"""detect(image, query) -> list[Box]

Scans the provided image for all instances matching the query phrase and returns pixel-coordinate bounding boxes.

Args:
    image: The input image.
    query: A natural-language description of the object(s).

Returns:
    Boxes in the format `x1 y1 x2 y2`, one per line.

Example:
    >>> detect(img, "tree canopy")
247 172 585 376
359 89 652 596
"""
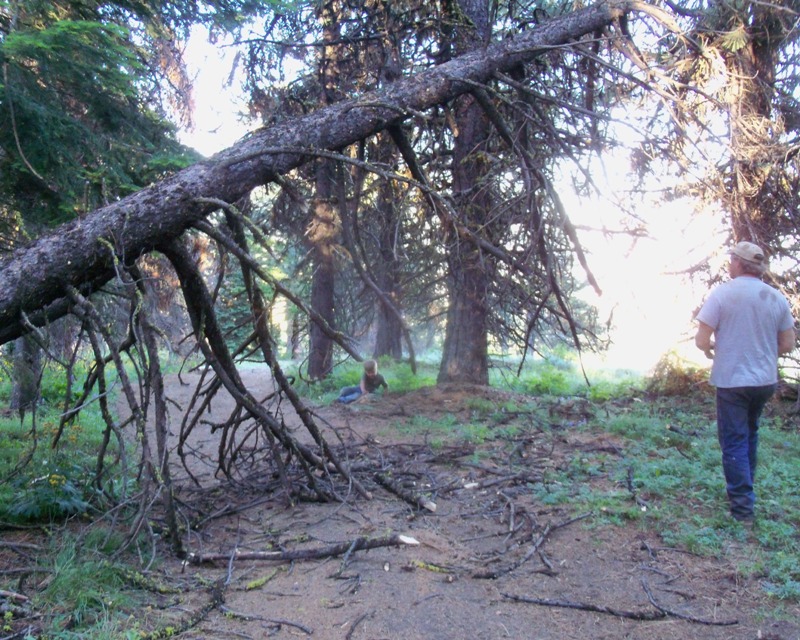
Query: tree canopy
0 0 632 345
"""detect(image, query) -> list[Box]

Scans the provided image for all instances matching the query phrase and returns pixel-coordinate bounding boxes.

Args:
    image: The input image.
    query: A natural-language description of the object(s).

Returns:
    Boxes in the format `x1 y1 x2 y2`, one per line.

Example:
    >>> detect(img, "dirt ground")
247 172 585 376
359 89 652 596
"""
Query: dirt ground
129 368 798 640
3 367 800 639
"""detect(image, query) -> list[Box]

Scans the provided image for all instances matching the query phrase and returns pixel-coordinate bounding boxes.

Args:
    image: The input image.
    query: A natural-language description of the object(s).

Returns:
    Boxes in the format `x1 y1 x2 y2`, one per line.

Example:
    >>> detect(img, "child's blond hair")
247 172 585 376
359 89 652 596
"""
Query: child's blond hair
363 359 378 374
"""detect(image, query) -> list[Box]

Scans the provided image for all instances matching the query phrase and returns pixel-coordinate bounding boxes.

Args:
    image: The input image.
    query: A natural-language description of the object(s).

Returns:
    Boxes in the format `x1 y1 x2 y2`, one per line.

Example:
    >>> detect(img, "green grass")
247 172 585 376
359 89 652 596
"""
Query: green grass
43 544 128 628
394 413 461 448
287 356 440 404
0 408 119 522
1 349 799 640
296 349 642 406
25 533 157 640
0 361 156 638
529 393 800 599
316 354 799 603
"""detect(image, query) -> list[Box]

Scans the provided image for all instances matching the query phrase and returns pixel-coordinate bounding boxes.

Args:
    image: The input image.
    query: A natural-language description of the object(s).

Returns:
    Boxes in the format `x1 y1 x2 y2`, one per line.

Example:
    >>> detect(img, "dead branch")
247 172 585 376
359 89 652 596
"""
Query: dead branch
219 607 313 635
0 540 41 552
218 203 294 494
501 592 667 621
345 611 372 640
501 565 740 626
160 237 334 499
626 466 649 509
0 588 29 603
193 210 362 362
137 577 226 640
339 179 418 373
473 512 591 579
175 365 224 485
473 523 551 580
0 2 636 346
503 578 740 627
641 578 738 626
374 472 437 512
209 202 372 500
477 472 542 489
186 532 420 565
66 286 143 435
470 81 602 298
133 267 184 556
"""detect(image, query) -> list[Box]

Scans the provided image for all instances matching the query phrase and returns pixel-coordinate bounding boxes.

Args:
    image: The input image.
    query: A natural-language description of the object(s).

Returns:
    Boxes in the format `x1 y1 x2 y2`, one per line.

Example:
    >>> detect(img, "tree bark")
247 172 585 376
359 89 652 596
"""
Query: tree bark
0 1 632 347
437 0 492 385
307 196 338 379
437 87 492 384
307 0 346 380
727 4 784 244
371 133 404 360
8 334 41 420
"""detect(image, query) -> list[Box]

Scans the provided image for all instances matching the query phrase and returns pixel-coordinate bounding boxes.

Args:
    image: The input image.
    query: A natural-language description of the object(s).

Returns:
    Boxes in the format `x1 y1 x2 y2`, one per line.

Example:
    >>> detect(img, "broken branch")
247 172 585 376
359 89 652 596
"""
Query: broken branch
186 533 419 565
374 472 437 512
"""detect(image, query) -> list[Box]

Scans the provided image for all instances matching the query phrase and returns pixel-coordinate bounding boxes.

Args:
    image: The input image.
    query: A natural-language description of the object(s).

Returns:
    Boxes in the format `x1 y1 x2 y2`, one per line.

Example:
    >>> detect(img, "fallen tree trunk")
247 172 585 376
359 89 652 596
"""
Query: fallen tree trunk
0 0 633 345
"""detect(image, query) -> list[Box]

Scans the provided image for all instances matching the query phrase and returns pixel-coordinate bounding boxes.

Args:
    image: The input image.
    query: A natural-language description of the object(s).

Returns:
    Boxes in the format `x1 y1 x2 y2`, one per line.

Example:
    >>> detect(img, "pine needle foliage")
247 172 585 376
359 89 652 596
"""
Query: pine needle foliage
0 4 199 229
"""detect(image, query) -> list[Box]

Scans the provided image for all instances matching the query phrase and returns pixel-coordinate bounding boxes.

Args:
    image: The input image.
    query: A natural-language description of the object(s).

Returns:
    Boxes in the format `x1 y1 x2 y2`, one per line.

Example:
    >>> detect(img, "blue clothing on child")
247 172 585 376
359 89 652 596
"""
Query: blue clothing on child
337 371 388 404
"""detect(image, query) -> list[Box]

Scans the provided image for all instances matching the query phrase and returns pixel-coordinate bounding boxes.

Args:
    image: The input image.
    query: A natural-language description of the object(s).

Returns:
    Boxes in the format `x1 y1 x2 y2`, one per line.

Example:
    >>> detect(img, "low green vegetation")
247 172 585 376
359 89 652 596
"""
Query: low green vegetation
290 355 439 403
313 353 800 602
0 363 114 523
38 539 140 634
0 352 798 637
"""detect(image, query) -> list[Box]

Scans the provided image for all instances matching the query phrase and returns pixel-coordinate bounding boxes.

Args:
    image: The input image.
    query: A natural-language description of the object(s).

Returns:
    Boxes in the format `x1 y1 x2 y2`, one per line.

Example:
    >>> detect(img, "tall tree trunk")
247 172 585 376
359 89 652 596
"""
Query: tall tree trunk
307 0 345 380
288 311 303 360
307 199 337 379
727 4 784 244
373 282 403 360
9 334 42 421
372 135 404 361
438 250 489 383
438 0 492 385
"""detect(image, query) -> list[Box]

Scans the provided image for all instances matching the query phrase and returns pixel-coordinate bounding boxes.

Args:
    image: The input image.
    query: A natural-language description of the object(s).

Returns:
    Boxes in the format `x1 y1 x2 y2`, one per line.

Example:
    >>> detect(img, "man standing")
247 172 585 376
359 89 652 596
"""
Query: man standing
695 241 795 527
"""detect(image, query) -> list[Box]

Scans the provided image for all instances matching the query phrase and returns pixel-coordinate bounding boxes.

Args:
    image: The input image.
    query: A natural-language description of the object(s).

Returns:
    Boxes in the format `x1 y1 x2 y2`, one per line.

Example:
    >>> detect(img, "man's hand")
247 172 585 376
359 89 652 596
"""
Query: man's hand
778 327 796 356
695 322 715 360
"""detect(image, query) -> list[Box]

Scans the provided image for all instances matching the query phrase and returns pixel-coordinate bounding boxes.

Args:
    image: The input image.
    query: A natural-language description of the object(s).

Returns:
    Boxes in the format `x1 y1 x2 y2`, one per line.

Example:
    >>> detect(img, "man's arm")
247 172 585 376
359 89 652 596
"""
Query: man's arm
695 322 715 360
778 327 796 355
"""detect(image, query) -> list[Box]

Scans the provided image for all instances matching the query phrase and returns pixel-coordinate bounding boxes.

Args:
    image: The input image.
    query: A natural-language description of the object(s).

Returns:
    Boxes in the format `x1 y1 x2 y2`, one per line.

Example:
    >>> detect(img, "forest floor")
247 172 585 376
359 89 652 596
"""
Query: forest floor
3 367 800 639
130 368 799 640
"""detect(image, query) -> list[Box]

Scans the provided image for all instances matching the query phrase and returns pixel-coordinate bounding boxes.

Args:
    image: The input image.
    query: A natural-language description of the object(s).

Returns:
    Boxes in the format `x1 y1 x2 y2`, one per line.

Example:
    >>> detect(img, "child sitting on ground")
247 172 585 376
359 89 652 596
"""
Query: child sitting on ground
337 360 388 404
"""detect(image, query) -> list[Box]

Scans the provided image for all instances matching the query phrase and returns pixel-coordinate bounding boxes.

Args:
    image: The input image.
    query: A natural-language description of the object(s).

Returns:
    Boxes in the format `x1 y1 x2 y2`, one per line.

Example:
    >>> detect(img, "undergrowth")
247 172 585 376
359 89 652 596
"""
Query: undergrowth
0 351 798 638
528 387 800 602
312 353 800 603
0 419 117 523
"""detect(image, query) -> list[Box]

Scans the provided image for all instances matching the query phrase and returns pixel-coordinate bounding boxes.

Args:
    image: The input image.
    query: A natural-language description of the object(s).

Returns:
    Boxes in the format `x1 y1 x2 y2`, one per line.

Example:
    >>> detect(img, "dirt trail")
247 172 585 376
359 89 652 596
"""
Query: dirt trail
138 369 799 640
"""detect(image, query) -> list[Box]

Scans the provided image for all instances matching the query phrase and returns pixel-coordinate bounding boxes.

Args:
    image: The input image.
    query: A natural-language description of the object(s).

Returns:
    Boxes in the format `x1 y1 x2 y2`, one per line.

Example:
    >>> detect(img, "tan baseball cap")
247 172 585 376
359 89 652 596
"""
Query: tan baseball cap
729 241 765 264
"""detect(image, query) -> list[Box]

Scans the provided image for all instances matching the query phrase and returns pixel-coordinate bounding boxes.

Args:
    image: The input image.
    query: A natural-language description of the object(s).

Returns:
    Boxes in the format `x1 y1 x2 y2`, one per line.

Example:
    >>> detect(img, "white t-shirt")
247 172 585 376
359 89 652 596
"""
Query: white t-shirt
696 276 794 388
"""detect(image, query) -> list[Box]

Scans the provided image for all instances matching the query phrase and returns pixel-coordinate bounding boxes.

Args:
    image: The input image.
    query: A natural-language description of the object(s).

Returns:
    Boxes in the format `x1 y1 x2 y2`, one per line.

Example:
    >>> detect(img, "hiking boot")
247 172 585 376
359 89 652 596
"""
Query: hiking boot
732 516 757 543
734 516 755 531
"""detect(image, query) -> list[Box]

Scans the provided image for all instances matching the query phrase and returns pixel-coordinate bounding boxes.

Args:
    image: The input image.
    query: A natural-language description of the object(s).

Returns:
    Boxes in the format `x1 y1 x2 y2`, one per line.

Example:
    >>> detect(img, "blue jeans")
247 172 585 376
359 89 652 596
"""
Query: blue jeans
338 386 362 404
716 385 776 520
